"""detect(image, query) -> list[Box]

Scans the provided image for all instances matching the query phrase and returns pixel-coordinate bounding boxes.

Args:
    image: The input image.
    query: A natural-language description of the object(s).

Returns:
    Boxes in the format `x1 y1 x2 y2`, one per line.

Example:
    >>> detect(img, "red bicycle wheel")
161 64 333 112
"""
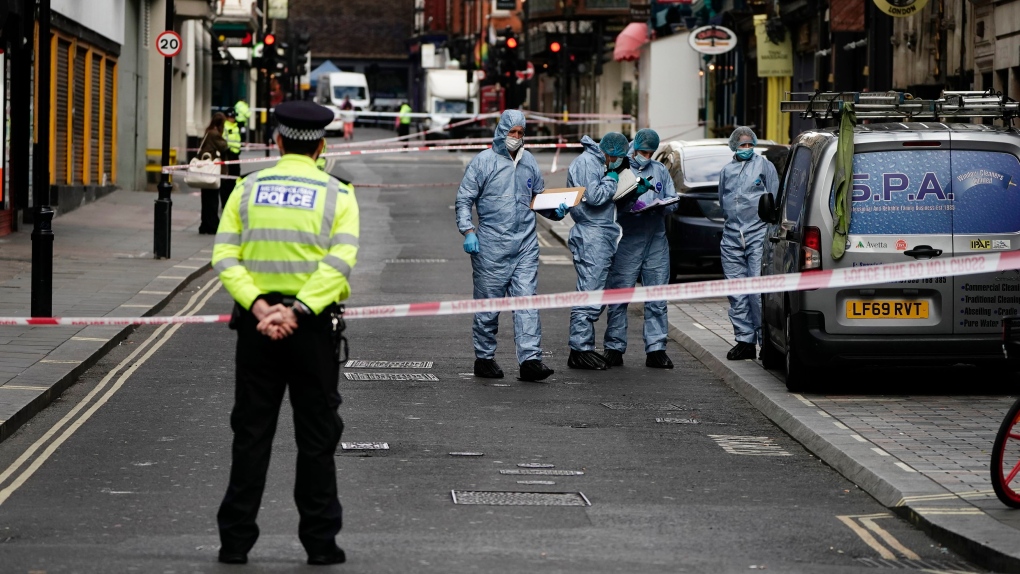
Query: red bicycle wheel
991 398 1020 508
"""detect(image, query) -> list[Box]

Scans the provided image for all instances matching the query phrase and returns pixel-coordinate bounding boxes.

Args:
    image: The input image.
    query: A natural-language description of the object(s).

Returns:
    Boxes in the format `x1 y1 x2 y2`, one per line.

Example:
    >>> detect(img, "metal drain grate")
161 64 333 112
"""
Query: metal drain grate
341 442 390 450
345 360 434 369
602 402 683 410
344 373 439 381
451 490 590 506
499 469 584 476
656 418 699 424
855 558 977 571
384 258 448 264
709 435 792 456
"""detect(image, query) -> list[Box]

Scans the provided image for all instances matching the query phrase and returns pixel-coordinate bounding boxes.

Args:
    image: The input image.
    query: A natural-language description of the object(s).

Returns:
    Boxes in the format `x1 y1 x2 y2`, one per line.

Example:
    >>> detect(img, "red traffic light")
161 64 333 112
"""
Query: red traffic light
241 32 253 46
549 41 561 53
506 37 518 49
264 33 276 46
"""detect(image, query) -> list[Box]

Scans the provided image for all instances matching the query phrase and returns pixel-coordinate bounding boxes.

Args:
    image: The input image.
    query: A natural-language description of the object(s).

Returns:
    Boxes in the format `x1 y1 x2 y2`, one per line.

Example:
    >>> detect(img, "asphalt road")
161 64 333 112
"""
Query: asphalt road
0 131 985 573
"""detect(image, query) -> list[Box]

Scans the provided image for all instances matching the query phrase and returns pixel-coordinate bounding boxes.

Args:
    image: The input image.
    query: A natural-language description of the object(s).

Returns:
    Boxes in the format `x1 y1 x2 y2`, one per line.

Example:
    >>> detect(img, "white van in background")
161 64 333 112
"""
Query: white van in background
315 72 371 131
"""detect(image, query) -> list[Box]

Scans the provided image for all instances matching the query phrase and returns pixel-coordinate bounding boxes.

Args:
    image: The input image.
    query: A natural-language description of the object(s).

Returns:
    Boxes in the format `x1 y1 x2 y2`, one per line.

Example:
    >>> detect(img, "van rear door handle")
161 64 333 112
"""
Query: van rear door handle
903 245 943 259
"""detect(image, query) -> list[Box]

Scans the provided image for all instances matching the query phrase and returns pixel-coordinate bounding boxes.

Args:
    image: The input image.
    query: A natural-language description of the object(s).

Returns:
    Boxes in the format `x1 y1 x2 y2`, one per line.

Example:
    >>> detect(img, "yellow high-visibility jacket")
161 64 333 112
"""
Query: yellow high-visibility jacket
224 120 242 154
212 154 359 313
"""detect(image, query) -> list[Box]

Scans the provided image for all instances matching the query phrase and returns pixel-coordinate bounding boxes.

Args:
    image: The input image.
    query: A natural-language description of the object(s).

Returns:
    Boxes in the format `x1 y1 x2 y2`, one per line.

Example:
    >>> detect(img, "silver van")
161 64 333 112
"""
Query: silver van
758 115 1020 391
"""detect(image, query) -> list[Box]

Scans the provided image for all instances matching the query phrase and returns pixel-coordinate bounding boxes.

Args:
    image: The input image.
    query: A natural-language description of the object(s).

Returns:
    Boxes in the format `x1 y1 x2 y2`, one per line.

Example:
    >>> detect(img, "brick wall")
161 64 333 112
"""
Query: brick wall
288 0 416 60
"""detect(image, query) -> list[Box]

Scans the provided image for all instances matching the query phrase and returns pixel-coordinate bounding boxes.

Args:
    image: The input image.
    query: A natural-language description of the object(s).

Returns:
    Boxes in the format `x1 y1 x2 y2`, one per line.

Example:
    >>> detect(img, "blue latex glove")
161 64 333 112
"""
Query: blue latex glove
463 233 479 254
605 171 619 182
554 202 570 220
636 177 652 194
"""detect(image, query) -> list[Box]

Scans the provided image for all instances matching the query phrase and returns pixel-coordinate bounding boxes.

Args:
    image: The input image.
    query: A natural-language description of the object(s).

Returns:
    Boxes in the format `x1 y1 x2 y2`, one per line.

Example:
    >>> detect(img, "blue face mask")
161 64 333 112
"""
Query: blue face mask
735 148 755 161
632 154 651 168
607 158 623 170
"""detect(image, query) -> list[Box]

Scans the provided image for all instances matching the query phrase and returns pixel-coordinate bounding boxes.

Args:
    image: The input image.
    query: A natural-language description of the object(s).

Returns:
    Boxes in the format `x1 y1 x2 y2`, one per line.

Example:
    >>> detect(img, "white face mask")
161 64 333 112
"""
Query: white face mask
505 137 523 152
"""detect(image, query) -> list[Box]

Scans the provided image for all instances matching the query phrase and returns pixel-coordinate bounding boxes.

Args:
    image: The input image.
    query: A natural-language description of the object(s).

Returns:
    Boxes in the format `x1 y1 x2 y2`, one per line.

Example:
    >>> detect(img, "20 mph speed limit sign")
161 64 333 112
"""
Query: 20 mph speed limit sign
155 30 182 58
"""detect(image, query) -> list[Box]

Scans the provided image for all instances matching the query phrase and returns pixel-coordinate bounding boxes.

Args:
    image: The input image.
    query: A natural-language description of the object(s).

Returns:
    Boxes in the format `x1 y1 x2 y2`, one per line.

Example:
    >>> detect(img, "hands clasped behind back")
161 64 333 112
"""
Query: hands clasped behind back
251 299 299 340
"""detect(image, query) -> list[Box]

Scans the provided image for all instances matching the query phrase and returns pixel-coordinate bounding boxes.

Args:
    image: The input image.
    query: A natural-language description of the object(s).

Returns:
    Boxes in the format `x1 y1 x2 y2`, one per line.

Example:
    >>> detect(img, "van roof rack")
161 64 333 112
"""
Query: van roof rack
781 90 1019 122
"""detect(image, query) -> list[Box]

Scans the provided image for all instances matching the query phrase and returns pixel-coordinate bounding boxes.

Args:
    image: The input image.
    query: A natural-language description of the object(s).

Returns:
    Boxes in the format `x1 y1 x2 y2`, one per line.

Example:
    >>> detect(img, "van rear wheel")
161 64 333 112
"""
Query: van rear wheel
784 311 812 392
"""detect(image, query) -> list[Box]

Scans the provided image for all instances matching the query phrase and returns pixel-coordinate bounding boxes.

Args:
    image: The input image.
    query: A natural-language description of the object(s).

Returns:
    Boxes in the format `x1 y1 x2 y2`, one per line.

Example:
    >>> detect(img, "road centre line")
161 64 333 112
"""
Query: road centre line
0 279 221 507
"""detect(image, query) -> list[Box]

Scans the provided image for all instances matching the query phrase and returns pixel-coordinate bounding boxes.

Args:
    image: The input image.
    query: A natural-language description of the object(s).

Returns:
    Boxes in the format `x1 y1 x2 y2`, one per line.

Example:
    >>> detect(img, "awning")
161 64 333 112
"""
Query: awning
613 22 649 62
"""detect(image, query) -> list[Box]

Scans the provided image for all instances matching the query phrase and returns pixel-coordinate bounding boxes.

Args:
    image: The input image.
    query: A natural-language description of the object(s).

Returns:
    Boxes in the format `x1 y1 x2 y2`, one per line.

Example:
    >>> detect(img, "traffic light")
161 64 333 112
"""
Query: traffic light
264 33 276 47
294 31 311 76
498 27 520 87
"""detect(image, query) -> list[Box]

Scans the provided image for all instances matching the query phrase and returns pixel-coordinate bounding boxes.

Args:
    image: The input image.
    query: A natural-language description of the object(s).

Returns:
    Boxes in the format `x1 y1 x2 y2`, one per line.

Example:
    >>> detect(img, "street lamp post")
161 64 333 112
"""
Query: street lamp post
154 0 175 259
31 0 53 317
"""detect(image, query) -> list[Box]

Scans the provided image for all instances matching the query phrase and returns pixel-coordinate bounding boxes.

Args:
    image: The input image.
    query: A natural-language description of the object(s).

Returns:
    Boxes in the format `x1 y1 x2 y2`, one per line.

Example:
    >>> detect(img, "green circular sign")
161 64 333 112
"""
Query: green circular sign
873 0 930 17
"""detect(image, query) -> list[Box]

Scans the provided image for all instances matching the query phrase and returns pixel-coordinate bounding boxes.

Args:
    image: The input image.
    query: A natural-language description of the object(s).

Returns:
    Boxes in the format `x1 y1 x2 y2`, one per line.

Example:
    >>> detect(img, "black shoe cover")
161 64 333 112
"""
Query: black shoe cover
568 350 610 370
519 359 554 382
645 350 674 369
474 358 504 378
603 348 624 367
726 342 756 361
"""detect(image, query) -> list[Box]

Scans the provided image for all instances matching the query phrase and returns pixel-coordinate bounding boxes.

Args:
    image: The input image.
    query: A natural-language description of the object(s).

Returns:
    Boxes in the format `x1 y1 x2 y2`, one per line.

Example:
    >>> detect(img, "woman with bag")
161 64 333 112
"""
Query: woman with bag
197 113 230 234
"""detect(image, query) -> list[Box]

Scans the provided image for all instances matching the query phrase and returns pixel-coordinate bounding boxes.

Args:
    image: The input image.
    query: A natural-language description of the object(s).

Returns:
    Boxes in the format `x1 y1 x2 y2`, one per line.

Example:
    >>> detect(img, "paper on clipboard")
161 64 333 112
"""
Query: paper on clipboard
530 187 584 211
630 196 680 214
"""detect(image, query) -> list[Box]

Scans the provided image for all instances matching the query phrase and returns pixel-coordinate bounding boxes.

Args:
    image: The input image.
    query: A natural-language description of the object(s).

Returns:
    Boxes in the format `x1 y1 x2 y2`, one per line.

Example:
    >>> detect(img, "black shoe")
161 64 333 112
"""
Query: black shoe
218 551 248 565
603 349 624 367
726 342 757 361
567 350 609 370
474 358 504 378
645 350 674 369
307 547 346 565
519 359 554 382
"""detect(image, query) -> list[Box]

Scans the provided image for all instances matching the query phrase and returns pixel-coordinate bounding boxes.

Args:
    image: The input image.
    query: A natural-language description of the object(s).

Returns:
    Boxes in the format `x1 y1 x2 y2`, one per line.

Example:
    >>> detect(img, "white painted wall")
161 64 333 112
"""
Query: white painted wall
54 0 126 44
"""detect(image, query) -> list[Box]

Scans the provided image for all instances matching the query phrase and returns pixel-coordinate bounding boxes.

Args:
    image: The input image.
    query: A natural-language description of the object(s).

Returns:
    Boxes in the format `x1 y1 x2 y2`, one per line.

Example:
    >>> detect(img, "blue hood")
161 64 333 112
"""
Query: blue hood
492 110 526 158
580 135 603 159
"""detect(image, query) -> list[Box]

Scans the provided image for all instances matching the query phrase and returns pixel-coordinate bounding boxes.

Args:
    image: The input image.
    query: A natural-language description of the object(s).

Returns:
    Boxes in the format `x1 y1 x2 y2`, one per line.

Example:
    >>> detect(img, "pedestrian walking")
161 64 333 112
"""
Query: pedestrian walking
718 126 779 360
211 100 359 566
455 109 557 382
397 101 412 142
197 112 230 234
562 132 630 370
221 110 243 208
603 128 680 369
340 95 355 141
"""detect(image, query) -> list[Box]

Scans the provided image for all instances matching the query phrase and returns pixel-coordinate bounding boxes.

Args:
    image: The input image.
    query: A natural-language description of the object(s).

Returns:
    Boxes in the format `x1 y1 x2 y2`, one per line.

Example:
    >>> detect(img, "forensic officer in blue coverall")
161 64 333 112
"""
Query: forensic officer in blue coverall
455 110 558 382
718 126 779 360
563 132 630 370
602 128 679 369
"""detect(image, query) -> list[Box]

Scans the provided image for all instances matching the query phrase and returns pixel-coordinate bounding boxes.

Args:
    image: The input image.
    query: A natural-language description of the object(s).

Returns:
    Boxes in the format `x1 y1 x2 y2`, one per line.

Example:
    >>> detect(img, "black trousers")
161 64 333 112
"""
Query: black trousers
217 302 344 555
220 152 241 209
199 188 221 234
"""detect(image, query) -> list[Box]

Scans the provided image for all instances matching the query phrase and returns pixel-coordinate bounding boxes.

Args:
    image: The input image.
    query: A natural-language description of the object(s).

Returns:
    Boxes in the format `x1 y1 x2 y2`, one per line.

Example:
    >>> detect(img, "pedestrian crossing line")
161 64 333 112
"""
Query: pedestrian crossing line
0 278 222 507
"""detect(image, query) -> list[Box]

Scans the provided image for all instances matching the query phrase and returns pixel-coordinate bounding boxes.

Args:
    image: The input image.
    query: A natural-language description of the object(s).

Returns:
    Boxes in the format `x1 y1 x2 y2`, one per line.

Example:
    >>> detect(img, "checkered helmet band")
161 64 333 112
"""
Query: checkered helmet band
278 123 325 141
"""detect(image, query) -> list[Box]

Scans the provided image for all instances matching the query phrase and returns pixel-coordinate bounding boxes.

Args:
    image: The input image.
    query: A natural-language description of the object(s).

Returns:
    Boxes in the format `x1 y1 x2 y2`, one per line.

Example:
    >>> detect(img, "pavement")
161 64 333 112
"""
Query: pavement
0 189 215 442
541 216 1020 572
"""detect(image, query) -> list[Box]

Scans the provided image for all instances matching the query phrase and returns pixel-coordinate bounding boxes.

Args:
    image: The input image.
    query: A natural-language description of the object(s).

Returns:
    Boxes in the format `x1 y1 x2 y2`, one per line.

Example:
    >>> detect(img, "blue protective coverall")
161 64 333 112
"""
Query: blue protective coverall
603 156 679 354
566 136 622 351
718 153 779 345
455 110 547 363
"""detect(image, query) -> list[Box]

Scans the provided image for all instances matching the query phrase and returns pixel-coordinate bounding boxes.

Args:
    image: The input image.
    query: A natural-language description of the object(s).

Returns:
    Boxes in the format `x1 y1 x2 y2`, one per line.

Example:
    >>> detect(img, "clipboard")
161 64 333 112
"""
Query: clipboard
631 196 679 214
530 187 585 211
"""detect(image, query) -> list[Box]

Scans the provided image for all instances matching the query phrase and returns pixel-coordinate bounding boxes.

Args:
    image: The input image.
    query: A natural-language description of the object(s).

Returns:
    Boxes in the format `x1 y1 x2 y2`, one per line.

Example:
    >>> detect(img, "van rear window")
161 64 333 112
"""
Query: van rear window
951 151 1020 234
833 150 952 235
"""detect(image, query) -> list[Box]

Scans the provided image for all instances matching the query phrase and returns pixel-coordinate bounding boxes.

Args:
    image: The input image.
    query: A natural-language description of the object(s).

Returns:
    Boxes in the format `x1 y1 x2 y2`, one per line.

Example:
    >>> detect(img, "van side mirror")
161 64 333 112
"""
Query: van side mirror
758 193 778 224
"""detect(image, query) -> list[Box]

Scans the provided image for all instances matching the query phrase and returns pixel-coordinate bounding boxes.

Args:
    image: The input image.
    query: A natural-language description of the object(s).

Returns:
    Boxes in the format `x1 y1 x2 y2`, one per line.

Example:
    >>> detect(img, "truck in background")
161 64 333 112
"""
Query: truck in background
421 68 485 140
637 31 703 142
315 72 371 131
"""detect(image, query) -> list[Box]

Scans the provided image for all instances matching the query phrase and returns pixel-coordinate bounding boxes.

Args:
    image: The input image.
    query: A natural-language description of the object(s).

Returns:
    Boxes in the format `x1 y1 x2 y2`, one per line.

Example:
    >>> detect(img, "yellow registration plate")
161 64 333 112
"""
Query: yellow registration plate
845 300 929 319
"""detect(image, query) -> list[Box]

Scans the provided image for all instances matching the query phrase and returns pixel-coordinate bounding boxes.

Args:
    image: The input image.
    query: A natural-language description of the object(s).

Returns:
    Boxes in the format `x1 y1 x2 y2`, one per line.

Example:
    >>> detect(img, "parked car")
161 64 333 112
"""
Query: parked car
757 122 1020 391
654 138 783 279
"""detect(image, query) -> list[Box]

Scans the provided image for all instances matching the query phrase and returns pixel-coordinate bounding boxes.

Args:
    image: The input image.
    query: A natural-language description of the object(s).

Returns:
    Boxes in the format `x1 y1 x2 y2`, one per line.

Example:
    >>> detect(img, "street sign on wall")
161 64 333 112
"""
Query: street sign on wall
687 25 737 55
753 15 792 77
873 0 929 17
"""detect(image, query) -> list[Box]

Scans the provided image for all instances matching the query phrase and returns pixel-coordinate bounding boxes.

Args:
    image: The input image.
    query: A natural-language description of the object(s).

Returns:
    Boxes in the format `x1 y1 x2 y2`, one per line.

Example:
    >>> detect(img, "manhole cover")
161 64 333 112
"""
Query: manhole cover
517 480 556 485
855 558 977 572
499 469 583 476
518 463 555 468
344 373 439 381
602 402 682 410
451 491 590 506
656 418 699 424
345 361 434 369
384 258 448 263
449 452 484 457
341 442 390 450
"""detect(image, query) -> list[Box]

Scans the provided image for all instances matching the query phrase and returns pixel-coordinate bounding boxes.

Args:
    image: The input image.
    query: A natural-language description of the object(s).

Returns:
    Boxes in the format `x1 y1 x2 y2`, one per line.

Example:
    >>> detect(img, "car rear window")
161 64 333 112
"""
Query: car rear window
681 148 763 185
832 150 952 235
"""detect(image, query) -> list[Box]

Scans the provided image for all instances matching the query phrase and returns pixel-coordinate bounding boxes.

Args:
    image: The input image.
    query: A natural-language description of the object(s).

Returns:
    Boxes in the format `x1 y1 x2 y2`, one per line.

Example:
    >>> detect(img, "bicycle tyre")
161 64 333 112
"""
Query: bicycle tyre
991 398 1020 508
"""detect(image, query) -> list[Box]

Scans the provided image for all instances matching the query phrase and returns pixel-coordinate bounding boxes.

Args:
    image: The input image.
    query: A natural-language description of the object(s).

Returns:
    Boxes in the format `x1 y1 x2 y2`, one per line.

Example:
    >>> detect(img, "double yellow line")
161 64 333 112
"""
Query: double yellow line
0 279 222 507
837 513 920 561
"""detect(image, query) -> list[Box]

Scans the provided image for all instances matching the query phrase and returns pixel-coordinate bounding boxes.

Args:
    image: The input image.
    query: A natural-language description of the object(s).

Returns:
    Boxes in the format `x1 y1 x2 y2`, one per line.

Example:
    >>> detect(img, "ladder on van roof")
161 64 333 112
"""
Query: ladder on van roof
780 90 1020 122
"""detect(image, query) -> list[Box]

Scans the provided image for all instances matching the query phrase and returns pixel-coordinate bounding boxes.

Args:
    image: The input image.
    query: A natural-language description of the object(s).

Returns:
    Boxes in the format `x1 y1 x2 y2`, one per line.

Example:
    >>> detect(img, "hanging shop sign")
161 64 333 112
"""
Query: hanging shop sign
687 25 737 55
872 0 929 17
753 15 793 77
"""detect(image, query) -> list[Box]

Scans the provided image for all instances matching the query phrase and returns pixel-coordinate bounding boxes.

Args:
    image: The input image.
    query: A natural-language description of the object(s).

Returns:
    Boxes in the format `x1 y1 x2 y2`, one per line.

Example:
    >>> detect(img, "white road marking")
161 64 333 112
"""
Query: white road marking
871 447 891 457
833 421 849 430
71 337 108 342
708 435 792 456
816 410 831 418
39 359 81 364
0 279 222 507
791 394 814 407
139 290 171 295
851 434 868 443
895 462 917 473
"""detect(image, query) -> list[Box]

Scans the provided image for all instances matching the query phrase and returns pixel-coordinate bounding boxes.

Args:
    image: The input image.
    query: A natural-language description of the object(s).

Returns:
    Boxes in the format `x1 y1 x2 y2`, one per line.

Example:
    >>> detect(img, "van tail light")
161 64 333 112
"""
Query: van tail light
801 226 822 271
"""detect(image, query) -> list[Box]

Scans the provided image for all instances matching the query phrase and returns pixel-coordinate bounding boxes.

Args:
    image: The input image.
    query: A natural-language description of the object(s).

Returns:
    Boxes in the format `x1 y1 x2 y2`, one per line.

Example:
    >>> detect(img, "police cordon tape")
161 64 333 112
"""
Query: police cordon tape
4 251 1018 326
